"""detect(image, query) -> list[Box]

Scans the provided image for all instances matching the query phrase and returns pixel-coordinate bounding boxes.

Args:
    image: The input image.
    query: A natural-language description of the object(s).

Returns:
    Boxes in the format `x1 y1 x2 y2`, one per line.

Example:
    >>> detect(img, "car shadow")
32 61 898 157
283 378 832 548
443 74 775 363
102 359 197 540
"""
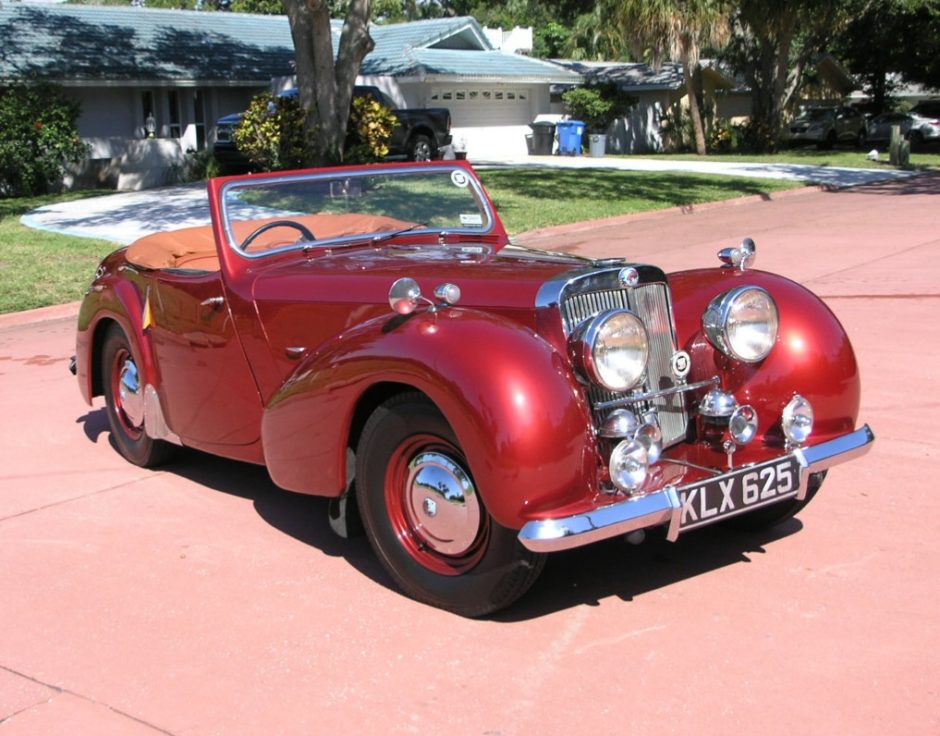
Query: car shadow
80 409 805 619
493 520 801 622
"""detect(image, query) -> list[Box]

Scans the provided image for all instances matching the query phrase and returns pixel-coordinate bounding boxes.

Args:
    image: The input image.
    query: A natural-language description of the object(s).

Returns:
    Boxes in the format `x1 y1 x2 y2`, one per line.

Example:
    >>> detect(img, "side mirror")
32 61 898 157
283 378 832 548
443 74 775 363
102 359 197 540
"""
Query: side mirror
388 277 422 315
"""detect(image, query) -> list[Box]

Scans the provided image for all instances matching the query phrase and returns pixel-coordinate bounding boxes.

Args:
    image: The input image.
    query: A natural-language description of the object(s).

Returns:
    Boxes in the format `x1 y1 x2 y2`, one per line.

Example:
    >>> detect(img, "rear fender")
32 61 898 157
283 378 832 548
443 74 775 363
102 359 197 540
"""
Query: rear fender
76 274 157 404
261 308 598 529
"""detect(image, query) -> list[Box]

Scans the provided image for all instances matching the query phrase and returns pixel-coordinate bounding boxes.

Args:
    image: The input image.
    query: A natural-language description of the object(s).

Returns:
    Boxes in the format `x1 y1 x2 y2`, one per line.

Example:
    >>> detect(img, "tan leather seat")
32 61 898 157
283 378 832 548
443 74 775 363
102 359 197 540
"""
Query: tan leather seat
124 213 417 272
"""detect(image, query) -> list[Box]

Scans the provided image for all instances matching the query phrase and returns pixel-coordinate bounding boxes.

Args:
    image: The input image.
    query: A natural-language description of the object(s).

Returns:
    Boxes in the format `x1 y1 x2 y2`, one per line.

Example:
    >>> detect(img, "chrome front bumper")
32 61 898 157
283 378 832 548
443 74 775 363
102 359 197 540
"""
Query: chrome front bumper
517 424 875 553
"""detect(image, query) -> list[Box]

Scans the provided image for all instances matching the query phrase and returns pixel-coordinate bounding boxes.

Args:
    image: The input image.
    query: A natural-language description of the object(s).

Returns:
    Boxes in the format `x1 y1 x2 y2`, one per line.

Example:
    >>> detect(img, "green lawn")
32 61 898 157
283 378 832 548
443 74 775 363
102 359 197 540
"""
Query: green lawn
627 148 940 171
0 192 118 314
0 170 799 314
478 169 800 234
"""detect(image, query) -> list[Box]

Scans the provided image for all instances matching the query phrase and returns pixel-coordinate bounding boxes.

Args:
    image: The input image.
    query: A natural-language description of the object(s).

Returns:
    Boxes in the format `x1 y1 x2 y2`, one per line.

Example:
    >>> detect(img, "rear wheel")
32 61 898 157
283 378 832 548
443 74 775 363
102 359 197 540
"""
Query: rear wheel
408 134 434 162
101 324 175 468
356 393 545 617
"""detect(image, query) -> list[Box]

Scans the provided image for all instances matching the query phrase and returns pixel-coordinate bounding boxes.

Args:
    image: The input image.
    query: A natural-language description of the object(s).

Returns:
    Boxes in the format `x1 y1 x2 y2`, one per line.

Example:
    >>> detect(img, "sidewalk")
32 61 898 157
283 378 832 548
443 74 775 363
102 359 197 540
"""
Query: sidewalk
20 157 916 245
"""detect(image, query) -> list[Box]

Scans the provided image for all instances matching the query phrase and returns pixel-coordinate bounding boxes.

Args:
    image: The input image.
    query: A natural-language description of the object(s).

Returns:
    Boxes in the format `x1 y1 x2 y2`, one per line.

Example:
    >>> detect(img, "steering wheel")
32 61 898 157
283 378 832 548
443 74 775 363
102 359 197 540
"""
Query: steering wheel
240 220 316 250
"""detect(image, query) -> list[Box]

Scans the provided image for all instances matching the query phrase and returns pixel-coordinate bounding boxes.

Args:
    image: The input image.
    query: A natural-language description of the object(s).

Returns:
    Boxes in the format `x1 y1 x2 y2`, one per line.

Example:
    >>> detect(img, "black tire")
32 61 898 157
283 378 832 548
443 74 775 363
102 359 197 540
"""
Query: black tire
101 324 175 468
729 471 826 532
355 392 545 617
408 134 434 162
909 130 924 151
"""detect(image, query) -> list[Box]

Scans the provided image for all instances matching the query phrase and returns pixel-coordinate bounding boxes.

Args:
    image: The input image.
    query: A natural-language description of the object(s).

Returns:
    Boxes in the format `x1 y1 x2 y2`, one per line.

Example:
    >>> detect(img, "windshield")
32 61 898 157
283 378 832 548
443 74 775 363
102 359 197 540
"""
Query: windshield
220 165 495 257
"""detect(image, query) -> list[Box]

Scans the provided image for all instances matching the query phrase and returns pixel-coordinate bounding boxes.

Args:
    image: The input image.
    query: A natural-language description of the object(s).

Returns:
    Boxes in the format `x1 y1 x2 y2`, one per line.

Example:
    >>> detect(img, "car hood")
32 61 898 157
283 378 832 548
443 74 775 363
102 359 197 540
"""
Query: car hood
217 112 244 126
250 242 600 313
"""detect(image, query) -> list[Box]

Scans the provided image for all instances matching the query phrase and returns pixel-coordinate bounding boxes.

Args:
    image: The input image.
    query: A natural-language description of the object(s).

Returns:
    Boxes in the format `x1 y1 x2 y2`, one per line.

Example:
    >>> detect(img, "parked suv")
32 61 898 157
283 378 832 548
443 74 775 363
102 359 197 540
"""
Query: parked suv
784 106 867 148
213 87 451 172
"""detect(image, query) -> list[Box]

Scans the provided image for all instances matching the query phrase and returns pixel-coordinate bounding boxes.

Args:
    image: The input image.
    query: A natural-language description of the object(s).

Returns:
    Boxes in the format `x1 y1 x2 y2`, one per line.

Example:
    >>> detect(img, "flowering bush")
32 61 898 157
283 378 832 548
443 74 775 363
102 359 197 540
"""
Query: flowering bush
0 83 88 198
344 96 399 164
233 93 316 172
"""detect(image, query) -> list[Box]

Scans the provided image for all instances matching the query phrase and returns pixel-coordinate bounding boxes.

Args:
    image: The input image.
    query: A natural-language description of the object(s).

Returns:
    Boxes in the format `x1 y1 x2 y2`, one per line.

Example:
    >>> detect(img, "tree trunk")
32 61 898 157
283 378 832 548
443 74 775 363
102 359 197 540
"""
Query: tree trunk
284 0 373 165
682 54 707 156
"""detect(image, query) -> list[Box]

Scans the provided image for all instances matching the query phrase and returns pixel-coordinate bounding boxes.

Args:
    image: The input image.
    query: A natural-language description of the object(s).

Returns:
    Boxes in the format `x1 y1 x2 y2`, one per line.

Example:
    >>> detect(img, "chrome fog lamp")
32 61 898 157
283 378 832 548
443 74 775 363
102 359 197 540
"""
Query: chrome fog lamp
703 286 778 363
599 408 639 438
609 439 649 492
699 388 737 419
572 309 649 392
782 394 814 445
729 404 759 445
634 421 663 464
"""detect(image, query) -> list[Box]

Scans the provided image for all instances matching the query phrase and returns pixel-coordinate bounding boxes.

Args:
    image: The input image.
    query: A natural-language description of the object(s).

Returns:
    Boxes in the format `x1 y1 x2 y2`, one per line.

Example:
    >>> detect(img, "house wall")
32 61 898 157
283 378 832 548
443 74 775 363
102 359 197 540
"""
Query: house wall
64 83 262 190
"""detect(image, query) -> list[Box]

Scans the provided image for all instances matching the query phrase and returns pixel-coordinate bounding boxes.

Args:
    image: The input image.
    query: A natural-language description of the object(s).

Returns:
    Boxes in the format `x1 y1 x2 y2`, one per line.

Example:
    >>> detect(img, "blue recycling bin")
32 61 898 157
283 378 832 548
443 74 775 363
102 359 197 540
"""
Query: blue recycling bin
556 120 585 155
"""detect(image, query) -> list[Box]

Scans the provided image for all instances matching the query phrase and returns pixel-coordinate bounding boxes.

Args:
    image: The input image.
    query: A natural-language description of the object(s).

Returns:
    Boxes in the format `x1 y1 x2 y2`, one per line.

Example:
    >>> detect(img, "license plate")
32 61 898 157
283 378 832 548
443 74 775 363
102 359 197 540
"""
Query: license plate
678 456 800 532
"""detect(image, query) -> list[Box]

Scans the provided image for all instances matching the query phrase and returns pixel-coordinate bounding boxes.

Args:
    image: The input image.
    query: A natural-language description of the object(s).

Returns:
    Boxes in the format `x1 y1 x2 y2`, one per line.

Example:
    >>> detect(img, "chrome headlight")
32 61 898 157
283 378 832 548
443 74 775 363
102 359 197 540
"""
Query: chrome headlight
572 309 649 392
703 286 778 362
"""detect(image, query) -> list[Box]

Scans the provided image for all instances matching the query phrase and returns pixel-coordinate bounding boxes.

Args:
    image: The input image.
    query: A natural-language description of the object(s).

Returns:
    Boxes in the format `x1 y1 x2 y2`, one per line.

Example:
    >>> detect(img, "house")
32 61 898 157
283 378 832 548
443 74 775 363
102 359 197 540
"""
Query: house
0 3 578 189
550 56 857 154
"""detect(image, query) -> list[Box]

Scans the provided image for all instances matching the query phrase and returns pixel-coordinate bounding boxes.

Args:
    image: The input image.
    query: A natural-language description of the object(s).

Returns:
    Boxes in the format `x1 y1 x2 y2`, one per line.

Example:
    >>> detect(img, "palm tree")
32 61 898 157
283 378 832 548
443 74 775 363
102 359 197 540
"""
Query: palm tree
605 0 729 155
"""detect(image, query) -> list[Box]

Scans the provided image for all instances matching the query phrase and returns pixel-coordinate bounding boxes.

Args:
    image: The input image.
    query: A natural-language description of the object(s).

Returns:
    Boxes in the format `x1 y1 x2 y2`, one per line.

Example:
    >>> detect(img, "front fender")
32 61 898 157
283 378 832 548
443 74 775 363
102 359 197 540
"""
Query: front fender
669 268 861 441
261 308 598 529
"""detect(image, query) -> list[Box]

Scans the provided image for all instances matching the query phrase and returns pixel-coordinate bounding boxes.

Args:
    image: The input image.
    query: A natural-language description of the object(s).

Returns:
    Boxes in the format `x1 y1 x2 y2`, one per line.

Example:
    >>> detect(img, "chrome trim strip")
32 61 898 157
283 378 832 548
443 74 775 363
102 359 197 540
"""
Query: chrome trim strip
517 424 875 552
595 377 719 410
535 264 668 310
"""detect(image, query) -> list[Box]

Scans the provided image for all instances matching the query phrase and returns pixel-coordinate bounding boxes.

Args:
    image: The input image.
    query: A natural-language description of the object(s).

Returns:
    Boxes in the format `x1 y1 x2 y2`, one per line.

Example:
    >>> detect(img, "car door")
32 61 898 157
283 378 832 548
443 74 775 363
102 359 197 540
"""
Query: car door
146 271 263 448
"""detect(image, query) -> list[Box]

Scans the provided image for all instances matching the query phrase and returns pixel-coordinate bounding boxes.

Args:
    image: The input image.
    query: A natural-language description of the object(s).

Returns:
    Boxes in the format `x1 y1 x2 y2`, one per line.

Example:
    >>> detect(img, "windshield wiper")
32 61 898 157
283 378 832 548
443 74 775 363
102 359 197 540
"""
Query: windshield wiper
370 222 428 244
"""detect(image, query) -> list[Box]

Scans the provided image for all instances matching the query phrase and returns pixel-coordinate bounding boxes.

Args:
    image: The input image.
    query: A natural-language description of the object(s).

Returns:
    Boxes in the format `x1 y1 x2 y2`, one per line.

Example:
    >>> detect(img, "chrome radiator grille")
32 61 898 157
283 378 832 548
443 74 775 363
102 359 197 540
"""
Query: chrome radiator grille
560 282 689 446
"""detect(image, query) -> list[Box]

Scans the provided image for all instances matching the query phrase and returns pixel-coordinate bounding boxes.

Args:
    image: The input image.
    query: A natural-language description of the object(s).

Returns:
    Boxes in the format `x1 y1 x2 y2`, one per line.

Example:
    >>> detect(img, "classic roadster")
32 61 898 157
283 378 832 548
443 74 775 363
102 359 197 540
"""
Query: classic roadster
73 161 873 616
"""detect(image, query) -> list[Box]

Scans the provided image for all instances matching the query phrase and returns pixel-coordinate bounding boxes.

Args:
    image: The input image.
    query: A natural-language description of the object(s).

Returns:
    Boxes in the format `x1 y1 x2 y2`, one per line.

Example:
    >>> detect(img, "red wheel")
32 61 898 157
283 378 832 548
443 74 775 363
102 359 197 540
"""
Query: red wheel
356 393 544 616
383 434 490 576
101 324 174 468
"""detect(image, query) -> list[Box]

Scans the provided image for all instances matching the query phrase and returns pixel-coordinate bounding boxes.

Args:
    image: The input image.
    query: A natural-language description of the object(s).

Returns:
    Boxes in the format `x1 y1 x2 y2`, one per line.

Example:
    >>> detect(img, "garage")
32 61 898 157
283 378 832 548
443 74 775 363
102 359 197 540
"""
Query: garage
427 84 541 160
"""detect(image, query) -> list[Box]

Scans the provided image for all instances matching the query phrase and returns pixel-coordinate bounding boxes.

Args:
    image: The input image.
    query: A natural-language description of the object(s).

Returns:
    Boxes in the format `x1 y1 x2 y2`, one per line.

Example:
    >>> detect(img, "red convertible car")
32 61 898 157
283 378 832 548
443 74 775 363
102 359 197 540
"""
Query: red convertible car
73 161 874 616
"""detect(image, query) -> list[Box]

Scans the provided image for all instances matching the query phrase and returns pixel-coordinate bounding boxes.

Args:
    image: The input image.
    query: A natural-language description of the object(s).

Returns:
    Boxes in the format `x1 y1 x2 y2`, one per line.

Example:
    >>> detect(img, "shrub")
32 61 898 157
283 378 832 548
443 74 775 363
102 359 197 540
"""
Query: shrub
561 83 635 132
0 82 88 198
734 118 777 153
233 92 316 172
344 96 398 164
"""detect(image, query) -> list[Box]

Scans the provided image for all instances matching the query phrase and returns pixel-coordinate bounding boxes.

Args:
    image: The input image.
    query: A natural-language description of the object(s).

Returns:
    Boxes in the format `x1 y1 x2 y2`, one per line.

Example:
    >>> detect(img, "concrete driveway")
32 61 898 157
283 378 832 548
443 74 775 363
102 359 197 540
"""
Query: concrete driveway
20 157 916 245
1 174 938 735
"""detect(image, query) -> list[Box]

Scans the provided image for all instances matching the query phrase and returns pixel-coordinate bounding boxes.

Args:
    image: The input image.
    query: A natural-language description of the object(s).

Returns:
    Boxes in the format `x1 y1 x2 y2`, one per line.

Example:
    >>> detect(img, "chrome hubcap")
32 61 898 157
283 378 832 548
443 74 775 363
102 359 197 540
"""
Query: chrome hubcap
118 358 145 428
405 451 480 556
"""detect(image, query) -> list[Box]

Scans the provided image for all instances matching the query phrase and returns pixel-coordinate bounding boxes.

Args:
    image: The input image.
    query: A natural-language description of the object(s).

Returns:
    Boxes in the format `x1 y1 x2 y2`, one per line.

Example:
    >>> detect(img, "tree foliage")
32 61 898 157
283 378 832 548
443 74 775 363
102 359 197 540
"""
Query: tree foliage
0 83 88 198
835 0 940 115
604 0 730 155
722 0 856 150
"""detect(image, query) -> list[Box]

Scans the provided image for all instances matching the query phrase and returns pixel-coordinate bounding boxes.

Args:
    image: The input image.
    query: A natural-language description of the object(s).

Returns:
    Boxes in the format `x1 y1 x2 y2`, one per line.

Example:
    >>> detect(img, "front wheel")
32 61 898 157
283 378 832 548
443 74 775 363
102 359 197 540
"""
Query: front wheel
355 393 545 617
101 324 175 468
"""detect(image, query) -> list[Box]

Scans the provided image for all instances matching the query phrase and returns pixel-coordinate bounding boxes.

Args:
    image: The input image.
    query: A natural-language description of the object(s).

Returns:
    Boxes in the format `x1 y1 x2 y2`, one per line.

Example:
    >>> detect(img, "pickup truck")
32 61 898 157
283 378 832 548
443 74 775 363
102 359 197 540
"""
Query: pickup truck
213 86 452 171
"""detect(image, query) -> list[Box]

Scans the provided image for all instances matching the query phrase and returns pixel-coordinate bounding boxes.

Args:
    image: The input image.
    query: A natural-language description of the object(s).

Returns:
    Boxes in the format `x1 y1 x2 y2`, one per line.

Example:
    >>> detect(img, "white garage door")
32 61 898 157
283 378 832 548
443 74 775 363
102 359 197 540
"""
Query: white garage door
429 86 532 127
429 86 535 160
